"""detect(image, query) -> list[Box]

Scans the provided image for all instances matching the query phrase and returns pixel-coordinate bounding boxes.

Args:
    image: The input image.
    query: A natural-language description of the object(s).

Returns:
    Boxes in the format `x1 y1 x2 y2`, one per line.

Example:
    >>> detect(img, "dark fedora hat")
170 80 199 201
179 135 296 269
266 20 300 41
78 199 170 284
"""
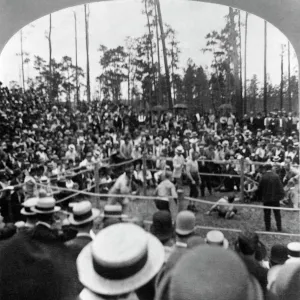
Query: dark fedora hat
150 211 173 243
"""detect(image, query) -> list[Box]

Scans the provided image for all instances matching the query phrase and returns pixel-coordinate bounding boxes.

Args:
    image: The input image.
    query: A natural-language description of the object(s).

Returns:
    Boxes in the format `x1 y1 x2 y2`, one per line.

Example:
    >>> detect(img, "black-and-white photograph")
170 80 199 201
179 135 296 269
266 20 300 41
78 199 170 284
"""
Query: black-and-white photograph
0 0 299 299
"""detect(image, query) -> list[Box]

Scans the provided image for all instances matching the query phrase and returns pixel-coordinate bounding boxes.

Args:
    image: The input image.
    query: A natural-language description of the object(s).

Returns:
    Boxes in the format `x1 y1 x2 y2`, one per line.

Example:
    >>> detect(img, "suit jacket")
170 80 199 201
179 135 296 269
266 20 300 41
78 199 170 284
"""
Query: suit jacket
256 171 285 204
65 234 92 258
0 224 78 300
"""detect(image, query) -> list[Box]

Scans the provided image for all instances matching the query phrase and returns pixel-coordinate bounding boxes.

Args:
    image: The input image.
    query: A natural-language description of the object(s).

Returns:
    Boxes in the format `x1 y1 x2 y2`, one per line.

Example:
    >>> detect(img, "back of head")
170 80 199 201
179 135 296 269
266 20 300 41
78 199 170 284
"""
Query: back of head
0 231 78 300
175 211 195 236
155 245 263 300
270 262 300 300
236 230 259 256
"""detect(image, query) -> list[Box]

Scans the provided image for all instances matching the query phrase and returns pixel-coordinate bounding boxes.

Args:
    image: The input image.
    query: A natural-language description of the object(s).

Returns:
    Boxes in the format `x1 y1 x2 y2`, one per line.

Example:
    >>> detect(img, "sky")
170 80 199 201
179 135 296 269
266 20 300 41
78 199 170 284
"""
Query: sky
0 0 298 98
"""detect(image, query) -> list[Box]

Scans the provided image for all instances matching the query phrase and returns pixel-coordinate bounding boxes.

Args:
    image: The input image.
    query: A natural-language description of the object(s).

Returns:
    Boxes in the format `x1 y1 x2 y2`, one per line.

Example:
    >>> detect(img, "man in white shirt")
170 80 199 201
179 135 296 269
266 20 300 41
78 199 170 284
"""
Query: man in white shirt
108 164 136 214
172 146 185 188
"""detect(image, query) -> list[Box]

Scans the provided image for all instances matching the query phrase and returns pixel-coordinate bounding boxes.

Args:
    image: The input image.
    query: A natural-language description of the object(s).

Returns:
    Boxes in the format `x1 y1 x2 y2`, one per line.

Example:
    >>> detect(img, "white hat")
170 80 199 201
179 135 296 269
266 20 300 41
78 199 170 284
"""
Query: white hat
163 138 169 144
40 176 49 184
77 223 165 296
21 197 38 216
286 242 300 264
31 191 60 214
205 230 229 249
69 201 100 225
175 146 184 154
100 205 127 219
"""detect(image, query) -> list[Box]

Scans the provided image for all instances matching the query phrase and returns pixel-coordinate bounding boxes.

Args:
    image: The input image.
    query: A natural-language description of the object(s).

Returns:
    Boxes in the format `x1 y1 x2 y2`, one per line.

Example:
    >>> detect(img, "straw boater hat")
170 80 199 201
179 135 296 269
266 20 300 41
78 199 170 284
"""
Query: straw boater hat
21 197 38 216
175 146 184 154
69 201 100 226
286 242 300 264
77 223 165 296
205 230 229 249
100 205 127 219
31 190 60 214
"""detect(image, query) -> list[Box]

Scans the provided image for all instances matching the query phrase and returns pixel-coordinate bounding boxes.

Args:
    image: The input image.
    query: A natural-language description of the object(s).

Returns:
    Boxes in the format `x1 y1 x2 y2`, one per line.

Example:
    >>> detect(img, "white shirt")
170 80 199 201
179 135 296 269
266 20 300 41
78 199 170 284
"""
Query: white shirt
36 221 51 229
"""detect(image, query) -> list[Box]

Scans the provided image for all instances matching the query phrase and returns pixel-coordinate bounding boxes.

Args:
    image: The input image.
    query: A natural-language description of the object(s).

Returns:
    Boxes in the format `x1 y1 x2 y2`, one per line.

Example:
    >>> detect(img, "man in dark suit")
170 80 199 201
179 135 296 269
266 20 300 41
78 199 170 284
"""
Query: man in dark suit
0 192 78 300
253 112 265 131
65 201 100 258
256 164 285 232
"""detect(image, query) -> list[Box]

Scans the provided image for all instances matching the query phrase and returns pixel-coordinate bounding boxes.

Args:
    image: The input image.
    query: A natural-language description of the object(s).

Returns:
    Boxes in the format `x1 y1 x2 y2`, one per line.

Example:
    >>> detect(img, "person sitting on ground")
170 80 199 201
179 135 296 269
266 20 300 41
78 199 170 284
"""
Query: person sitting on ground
205 194 237 219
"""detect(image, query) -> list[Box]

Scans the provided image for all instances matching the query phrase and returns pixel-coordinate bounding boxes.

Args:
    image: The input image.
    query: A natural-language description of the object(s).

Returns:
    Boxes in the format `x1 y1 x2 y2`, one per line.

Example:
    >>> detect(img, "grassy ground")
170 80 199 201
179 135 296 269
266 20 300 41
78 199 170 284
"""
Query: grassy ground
88 187 300 255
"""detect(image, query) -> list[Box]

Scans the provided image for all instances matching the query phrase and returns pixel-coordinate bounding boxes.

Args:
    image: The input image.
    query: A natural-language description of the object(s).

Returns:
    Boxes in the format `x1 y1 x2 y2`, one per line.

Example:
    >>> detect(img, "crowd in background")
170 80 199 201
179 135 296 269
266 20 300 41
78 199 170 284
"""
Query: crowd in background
0 84 300 299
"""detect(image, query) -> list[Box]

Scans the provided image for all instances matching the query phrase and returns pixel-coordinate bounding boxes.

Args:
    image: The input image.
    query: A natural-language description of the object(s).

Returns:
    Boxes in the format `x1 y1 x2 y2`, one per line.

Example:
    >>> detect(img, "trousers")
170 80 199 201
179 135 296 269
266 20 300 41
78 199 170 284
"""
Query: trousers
263 202 281 231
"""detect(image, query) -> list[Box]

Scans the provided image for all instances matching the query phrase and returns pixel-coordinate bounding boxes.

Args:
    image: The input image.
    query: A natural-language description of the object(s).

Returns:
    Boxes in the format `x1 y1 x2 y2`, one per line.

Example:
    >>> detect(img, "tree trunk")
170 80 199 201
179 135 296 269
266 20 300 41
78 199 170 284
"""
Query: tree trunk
244 12 248 114
280 44 284 110
84 4 91 103
288 41 292 112
154 3 163 105
238 11 243 114
156 0 173 110
74 12 79 107
49 14 52 101
144 0 156 98
128 53 131 102
20 30 25 91
263 20 267 115
228 7 241 117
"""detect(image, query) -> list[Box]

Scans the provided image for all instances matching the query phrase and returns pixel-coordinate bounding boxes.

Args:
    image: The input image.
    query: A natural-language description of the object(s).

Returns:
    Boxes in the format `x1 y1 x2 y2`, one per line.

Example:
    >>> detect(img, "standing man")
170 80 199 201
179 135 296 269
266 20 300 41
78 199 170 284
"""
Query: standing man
172 146 185 188
256 164 285 232
66 201 99 257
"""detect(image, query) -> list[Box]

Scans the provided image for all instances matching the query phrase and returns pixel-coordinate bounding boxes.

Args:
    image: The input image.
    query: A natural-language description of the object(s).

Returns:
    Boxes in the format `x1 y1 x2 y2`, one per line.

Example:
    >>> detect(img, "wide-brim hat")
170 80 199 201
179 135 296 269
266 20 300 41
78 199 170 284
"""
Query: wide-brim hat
100 205 127 219
21 197 39 216
69 205 100 226
77 223 165 296
31 196 61 214
175 146 184 154
205 230 229 249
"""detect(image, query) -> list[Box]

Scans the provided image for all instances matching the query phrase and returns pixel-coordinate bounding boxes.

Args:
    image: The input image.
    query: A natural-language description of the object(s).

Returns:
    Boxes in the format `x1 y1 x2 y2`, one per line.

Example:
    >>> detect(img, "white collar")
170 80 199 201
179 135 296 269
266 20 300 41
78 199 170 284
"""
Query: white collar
89 229 96 240
36 221 52 229
25 222 35 228
175 241 187 248
77 232 92 239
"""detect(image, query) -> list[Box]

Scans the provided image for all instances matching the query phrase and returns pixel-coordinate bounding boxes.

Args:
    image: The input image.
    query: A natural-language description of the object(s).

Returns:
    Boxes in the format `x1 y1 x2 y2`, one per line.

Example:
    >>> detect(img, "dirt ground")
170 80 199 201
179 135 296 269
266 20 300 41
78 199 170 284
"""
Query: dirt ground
86 186 300 254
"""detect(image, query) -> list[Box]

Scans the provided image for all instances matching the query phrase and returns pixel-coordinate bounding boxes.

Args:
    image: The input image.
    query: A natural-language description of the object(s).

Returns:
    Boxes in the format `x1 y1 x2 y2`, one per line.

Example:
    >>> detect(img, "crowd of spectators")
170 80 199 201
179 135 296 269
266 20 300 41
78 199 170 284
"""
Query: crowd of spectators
0 84 299 222
0 84 299 299
0 194 299 300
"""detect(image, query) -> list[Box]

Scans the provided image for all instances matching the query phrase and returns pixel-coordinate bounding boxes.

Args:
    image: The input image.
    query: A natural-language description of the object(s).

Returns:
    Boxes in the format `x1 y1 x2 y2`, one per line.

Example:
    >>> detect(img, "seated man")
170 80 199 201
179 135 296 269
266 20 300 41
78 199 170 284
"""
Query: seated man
205 195 237 219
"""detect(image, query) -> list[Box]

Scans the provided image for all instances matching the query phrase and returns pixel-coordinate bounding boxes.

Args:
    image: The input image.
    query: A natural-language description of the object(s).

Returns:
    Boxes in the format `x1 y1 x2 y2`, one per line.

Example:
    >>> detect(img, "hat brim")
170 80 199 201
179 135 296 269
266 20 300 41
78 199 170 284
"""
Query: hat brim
205 238 229 249
77 233 165 296
175 228 194 236
100 213 128 219
79 289 107 300
69 209 100 225
20 208 36 216
31 206 61 214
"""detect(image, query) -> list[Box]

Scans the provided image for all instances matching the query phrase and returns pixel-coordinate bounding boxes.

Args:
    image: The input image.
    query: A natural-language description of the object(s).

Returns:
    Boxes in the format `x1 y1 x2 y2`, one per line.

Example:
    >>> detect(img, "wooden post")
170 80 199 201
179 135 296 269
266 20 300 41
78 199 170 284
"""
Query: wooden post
142 153 147 196
240 158 245 202
142 152 148 217
177 189 184 213
94 162 100 209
